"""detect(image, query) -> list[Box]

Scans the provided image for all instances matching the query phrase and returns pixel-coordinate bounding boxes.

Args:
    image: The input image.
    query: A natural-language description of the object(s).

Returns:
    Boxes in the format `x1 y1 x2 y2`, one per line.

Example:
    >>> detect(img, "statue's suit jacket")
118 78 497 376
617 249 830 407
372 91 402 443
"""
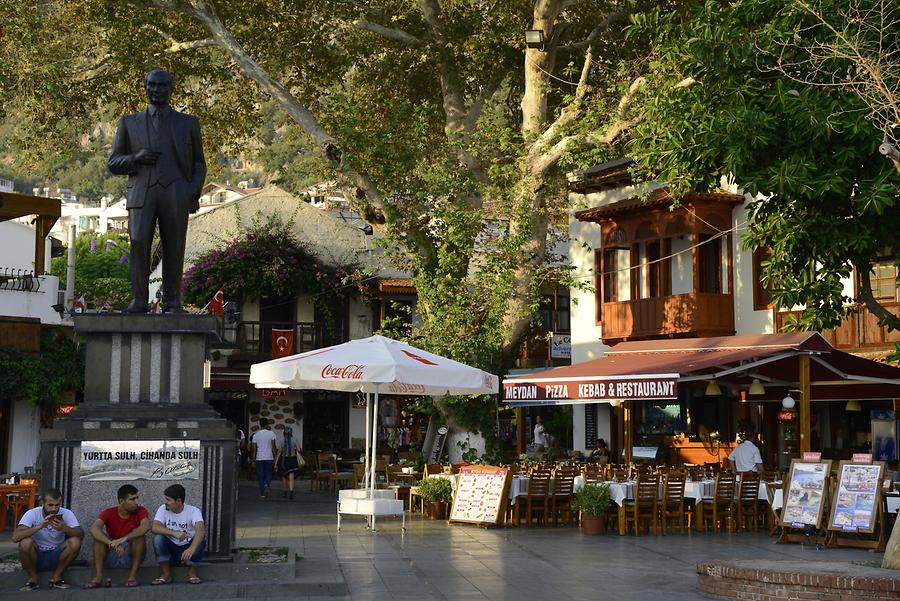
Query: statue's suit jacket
107 107 206 213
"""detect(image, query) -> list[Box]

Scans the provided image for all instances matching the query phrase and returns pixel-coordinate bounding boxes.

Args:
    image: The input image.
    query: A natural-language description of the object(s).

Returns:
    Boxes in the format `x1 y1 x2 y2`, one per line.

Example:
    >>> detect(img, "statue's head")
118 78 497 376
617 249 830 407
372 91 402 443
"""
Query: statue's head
144 69 174 107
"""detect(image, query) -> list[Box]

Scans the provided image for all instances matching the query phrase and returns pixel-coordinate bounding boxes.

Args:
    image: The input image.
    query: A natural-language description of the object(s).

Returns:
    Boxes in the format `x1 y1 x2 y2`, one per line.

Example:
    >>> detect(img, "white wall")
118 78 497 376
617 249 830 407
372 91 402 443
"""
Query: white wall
8 400 40 473
0 221 51 273
732 201 775 334
0 275 63 324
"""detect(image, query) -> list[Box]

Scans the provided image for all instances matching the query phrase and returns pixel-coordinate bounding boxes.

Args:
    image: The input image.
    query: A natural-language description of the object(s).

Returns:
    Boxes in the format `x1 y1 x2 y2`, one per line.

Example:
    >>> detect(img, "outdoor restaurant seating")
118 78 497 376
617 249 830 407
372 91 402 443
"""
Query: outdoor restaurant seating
328 456 355 491
550 469 576 526
311 453 332 491
736 472 761 531
516 471 551 526
764 481 783 536
696 473 736 533
623 473 660 535
659 471 687 534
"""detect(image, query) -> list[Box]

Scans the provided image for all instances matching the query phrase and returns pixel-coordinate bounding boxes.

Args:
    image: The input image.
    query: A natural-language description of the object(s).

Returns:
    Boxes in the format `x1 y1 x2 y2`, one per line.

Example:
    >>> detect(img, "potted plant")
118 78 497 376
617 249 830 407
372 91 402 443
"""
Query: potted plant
572 483 611 535
417 477 453 520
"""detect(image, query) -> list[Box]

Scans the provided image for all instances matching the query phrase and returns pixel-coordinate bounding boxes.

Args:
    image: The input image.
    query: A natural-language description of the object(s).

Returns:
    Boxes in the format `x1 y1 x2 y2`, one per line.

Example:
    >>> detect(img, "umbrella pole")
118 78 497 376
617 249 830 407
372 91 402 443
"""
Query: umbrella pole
371 391 379 496
364 391 371 492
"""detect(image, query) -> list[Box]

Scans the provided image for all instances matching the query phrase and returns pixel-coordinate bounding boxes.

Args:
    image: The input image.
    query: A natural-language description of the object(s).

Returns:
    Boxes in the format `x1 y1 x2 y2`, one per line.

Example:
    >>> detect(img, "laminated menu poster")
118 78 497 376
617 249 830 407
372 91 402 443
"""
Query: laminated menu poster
828 461 884 533
449 465 511 525
780 459 832 529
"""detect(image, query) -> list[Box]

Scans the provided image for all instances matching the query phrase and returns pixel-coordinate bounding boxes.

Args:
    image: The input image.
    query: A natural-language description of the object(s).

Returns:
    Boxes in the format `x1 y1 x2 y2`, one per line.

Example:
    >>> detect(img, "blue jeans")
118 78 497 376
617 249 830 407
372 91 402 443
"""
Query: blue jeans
152 534 204 566
256 459 274 495
105 541 146 568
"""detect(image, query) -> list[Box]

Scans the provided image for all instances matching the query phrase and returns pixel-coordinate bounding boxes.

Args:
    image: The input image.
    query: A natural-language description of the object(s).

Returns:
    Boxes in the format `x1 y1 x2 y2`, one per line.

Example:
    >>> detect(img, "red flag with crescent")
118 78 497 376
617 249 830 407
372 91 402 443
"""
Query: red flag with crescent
207 289 225 317
271 328 294 359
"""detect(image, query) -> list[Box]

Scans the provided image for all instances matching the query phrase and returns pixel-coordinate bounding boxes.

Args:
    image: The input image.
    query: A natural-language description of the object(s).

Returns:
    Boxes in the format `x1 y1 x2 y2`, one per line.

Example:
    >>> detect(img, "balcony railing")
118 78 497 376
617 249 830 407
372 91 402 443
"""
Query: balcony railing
220 321 333 358
601 292 735 342
0 268 42 293
776 305 900 351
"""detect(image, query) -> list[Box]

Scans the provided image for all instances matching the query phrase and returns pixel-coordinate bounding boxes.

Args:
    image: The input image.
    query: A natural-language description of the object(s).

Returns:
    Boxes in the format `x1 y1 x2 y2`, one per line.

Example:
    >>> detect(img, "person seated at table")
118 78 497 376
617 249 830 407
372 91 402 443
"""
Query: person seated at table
84 484 150 589
727 433 764 473
589 438 610 463
13 488 84 591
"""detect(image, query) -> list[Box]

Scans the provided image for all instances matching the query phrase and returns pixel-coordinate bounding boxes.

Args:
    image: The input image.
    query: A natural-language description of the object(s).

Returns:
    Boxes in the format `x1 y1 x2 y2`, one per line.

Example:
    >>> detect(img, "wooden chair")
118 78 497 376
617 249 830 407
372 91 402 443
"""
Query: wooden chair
515 472 551 526
736 472 761 531
423 464 442 478
611 465 630 481
328 456 355 492
624 474 660 535
659 472 687 534
582 464 601 484
385 464 404 487
550 471 576 526
697 473 736 532
311 453 333 491
352 463 367 489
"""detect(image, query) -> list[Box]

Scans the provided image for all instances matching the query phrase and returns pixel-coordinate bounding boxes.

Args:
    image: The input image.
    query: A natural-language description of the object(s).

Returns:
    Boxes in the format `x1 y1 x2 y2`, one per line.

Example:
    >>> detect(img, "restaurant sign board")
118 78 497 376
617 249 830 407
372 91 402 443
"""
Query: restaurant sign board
503 374 678 405
828 460 884 533
80 440 201 481
780 459 832 529
449 465 511 526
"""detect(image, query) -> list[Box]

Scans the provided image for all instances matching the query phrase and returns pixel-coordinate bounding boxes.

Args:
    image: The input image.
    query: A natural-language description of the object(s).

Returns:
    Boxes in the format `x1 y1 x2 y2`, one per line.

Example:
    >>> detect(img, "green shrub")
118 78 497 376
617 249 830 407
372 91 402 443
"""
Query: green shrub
416 477 453 504
571 483 611 517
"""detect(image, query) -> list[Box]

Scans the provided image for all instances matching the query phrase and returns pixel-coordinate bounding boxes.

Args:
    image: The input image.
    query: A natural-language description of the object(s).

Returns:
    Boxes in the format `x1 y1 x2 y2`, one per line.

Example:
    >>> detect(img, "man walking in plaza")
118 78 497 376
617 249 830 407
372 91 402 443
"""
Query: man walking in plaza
84 484 150 588
13 488 84 591
150 484 205 585
251 417 280 498
728 432 765 473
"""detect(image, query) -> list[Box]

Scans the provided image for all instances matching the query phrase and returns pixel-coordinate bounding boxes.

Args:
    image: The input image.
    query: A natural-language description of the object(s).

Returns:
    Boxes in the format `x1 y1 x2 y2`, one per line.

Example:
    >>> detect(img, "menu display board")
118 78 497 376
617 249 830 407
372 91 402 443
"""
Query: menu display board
828 461 884 533
781 459 832 528
449 465 510 525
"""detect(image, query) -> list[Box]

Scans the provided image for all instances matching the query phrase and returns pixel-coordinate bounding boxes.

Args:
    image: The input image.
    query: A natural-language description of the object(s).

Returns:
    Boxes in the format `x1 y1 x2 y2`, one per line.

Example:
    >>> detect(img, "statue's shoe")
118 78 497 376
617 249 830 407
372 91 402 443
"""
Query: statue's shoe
162 304 187 314
122 299 149 313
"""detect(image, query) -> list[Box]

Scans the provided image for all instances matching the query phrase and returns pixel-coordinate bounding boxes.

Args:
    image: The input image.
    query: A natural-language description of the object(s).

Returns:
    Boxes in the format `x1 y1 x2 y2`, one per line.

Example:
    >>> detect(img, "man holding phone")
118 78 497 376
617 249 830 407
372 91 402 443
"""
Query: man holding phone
13 488 84 591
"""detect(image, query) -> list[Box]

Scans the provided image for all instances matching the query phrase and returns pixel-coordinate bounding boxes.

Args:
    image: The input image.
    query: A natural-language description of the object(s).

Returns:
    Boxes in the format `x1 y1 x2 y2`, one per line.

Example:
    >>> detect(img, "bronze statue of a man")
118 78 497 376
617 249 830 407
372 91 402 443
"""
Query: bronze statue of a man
108 69 206 313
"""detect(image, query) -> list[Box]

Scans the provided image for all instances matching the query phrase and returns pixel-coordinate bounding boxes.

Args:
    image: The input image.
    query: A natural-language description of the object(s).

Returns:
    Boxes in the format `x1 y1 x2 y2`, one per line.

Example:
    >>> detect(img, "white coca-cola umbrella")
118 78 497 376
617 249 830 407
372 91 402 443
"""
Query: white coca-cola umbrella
250 335 498 495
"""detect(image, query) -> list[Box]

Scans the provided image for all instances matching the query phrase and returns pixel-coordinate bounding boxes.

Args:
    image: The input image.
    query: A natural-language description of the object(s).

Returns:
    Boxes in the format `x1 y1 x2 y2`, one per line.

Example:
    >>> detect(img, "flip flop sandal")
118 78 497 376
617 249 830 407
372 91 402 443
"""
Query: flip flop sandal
49 580 71 589
83 580 102 589
123 580 139 588
151 577 172 586
188 576 203 584
19 581 39 591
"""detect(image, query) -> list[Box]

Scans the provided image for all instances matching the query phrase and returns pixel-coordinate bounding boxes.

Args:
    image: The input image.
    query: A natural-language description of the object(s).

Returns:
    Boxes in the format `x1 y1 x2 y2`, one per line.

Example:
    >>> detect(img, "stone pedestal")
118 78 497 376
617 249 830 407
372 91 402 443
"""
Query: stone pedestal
41 314 237 559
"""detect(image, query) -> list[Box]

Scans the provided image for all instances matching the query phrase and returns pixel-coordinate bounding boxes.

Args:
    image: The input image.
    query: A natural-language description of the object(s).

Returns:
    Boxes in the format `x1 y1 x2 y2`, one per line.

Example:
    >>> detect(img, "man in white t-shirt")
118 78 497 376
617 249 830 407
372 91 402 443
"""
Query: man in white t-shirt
533 416 548 457
13 488 84 591
251 417 280 498
150 484 205 585
728 433 765 473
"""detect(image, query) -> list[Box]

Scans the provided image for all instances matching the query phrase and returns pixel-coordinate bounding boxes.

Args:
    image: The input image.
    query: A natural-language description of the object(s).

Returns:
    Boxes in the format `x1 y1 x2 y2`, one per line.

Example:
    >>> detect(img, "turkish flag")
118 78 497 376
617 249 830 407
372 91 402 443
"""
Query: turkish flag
207 289 225 317
271 328 294 358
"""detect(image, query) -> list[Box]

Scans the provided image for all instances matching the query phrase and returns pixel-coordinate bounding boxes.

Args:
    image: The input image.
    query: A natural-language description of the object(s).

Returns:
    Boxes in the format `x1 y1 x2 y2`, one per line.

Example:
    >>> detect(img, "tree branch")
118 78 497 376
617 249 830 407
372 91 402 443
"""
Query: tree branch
558 11 631 51
353 19 423 46
163 38 216 53
164 0 387 224
856 263 900 330
533 118 638 175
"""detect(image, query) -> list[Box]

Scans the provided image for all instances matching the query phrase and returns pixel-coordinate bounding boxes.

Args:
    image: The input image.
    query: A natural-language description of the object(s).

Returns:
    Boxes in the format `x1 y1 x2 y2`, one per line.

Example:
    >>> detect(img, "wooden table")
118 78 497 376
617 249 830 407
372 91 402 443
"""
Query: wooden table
0 483 37 530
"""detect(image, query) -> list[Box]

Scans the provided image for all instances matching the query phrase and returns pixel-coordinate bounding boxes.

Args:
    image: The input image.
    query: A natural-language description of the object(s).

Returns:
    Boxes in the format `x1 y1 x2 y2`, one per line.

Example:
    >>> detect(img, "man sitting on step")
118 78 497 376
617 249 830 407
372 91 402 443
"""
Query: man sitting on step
84 484 150 588
14 488 84 591
150 483 205 585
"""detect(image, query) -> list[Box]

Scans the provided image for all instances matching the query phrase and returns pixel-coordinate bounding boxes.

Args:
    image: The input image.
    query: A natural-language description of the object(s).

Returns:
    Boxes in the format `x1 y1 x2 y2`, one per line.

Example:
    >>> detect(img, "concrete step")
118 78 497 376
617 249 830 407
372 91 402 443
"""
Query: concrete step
0 554 347 599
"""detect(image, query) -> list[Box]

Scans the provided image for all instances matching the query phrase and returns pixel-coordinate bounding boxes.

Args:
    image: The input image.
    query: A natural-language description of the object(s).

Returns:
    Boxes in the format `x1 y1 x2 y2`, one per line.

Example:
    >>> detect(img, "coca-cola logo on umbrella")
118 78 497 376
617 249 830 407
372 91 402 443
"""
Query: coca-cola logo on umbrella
321 364 365 380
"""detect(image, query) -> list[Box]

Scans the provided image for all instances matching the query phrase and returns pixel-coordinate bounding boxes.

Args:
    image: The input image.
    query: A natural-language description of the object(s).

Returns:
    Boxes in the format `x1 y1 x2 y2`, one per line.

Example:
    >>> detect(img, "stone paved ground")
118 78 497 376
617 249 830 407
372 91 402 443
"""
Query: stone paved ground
1 479 886 600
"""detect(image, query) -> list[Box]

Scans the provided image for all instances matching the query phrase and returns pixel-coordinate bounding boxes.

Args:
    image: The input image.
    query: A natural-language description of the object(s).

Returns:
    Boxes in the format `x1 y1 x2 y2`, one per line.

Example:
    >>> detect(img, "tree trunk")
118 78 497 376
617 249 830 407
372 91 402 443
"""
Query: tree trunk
883 517 900 569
